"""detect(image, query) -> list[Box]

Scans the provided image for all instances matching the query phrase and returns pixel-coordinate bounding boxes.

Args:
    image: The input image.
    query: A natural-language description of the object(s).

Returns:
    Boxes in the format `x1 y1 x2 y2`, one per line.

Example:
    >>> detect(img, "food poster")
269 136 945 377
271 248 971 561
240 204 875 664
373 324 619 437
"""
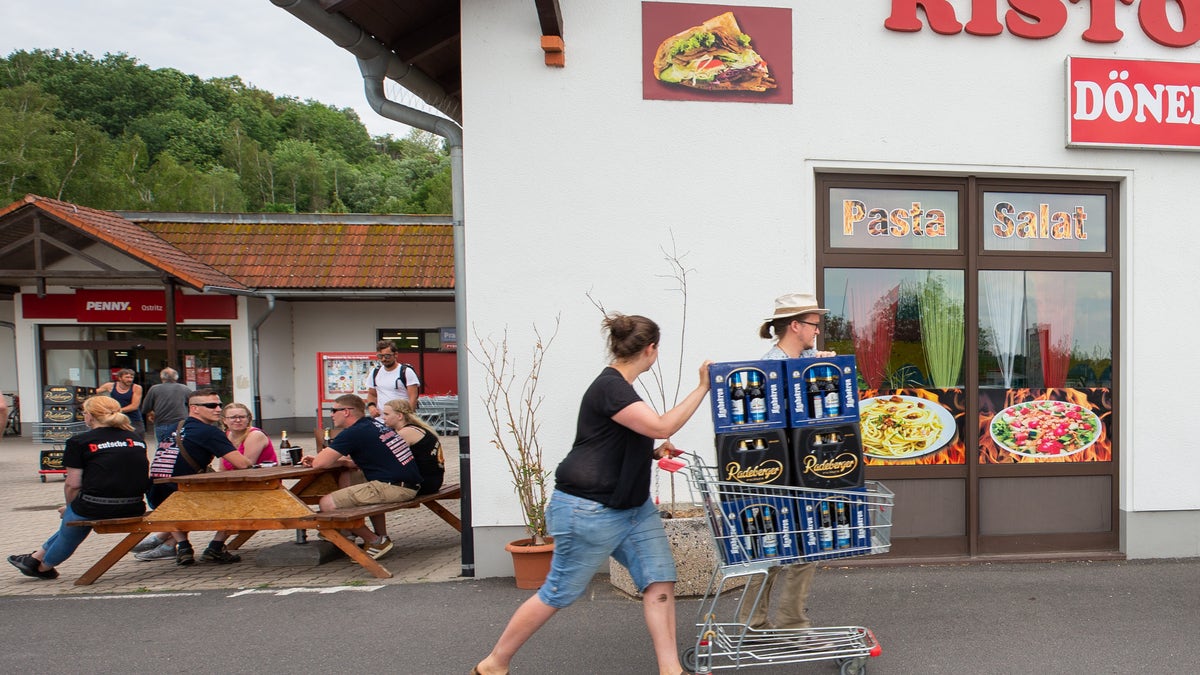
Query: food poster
320 353 379 400
642 2 792 104
859 388 965 465
980 388 1110 463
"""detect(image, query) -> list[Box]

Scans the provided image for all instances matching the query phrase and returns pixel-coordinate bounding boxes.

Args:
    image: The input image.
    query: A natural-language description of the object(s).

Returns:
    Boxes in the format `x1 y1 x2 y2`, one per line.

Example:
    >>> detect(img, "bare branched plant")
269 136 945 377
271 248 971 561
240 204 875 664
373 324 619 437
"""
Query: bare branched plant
586 232 697 515
470 316 560 545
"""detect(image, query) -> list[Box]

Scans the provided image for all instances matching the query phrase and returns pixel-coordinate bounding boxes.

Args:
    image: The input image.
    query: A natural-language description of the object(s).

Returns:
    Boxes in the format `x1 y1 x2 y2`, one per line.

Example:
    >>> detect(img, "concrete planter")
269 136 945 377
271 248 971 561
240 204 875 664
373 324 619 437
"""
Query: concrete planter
609 503 744 598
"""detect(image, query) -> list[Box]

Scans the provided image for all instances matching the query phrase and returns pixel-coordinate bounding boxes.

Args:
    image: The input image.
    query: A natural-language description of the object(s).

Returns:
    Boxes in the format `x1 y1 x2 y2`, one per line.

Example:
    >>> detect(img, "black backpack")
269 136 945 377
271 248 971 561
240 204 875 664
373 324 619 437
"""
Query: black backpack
371 362 421 395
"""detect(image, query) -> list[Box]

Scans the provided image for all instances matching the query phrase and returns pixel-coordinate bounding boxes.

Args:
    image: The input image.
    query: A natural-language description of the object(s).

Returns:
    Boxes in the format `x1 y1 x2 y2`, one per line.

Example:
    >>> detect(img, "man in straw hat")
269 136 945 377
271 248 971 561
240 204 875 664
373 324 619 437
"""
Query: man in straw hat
743 291 836 632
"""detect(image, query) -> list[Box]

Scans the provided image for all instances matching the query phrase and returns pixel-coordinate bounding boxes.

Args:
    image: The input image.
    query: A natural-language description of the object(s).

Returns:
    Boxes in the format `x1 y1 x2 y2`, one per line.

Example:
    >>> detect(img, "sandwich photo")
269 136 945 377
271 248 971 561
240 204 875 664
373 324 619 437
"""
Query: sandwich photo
652 11 776 92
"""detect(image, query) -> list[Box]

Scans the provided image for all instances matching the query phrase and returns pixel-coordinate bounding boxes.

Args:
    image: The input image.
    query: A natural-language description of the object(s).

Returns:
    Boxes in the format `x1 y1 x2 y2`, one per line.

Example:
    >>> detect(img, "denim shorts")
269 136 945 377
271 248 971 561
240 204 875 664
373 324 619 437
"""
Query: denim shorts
537 490 676 609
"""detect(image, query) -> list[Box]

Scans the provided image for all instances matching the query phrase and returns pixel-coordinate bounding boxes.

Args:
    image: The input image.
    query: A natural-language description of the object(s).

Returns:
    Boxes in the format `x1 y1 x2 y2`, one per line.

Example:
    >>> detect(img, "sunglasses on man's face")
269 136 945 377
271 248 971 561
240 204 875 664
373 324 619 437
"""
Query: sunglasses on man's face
192 402 222 409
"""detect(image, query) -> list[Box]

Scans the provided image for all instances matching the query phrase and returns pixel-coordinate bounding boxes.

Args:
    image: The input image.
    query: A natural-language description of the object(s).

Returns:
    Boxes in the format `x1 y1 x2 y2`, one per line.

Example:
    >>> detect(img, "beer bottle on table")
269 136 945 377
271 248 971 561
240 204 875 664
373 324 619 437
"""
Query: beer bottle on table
807 370 824 419
746 371 766 423
278 430 292 464
730 373 747 425
323 427 331 449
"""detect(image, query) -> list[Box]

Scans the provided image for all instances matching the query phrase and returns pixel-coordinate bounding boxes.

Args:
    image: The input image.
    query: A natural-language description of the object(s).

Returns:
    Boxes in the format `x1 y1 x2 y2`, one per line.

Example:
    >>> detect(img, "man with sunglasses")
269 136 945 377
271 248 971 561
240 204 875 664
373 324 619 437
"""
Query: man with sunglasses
135 389 252 566
365 340 421 418
301 394 423 560
744 292 837 635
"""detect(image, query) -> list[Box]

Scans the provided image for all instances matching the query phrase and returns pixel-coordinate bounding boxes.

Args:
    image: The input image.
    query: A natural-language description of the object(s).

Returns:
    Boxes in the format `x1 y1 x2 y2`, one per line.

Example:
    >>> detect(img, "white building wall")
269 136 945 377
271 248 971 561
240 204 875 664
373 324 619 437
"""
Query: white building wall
0 299 16 394
461 0 1200 572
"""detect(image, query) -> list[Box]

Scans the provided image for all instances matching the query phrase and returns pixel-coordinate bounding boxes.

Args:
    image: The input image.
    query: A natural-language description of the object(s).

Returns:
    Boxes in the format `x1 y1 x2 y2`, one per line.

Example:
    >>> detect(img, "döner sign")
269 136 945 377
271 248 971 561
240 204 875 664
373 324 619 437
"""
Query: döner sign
1068 56 1200 149
886 0 1200 48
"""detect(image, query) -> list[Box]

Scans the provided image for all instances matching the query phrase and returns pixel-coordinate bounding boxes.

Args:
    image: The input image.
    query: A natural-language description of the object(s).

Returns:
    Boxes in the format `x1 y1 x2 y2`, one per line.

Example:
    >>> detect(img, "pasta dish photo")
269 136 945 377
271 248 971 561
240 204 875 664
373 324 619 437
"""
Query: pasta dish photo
860 395 955 460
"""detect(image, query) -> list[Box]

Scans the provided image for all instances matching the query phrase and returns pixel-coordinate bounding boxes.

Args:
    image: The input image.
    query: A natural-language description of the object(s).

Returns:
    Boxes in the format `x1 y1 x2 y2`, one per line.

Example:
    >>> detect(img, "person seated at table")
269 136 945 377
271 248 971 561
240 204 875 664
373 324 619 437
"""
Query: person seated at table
300 394 423 560
132 389 253 566
8 396 149 580
381 398 444 495
220 402 277 469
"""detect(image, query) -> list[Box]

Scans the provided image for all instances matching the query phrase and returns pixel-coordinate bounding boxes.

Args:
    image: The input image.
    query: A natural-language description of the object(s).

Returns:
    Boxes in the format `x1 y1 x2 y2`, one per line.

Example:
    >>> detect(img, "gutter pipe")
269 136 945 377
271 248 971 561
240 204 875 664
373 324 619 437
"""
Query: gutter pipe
250 294 277 425
268 0 473 577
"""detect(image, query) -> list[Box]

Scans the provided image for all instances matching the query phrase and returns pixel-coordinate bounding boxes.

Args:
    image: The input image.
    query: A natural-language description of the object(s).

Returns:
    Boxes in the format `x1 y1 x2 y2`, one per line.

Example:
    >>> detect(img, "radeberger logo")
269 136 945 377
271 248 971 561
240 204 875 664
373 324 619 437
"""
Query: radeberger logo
802 453 859 479
44 408 75 422
724 460 784 484
45 389 74 404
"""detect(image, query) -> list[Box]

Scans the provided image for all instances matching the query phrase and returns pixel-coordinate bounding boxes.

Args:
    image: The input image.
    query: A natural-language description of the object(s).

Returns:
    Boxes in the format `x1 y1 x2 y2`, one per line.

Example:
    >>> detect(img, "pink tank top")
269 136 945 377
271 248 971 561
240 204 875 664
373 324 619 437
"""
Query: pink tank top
221 427 278 470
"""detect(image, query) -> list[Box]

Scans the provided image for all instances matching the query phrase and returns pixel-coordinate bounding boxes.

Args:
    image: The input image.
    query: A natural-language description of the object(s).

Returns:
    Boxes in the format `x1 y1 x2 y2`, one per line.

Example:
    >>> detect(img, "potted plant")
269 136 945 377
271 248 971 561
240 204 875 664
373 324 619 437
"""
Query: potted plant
471 318 559 589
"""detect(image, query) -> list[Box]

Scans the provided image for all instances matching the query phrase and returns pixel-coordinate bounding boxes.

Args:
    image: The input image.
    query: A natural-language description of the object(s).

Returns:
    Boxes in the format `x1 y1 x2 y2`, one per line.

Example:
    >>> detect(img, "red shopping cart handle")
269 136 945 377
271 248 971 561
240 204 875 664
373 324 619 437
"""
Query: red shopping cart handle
658 456 686 472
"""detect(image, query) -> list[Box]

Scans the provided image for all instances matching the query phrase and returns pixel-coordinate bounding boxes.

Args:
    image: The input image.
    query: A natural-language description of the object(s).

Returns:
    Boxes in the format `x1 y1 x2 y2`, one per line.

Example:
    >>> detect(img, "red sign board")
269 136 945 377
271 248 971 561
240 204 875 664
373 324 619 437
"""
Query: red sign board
1067 56 1200 150
22 290 237 322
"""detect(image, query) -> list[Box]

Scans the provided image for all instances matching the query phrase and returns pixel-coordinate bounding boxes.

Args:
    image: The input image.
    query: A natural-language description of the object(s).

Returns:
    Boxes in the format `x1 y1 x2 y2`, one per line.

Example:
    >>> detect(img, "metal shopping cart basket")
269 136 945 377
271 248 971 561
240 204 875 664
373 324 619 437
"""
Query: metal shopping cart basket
674 453 894 675
32 422 88 482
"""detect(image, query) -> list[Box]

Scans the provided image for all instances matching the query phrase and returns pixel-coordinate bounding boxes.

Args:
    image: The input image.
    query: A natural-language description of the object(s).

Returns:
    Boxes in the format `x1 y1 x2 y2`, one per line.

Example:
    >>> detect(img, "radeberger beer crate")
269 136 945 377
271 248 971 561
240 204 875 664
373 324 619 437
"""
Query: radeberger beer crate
42 385 94 407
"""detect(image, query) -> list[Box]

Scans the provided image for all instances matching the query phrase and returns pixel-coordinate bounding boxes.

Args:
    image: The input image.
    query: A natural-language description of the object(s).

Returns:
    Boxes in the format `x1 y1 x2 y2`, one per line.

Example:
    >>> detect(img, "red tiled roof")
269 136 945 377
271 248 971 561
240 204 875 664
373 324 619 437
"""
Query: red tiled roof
139 222 455 290
3 195 246 291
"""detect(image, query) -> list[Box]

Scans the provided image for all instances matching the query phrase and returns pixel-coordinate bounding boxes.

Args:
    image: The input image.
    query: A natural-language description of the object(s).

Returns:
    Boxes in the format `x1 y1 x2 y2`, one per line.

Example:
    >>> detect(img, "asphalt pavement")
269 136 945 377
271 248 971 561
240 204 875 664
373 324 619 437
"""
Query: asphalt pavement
3 432 1198 673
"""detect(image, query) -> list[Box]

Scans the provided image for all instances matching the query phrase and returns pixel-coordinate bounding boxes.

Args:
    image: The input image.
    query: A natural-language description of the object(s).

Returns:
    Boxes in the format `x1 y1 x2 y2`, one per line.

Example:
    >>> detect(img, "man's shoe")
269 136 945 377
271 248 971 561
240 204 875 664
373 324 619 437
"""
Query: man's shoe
8 553 59 579
131 534 165 554
363 536 394 560
200 543 241 564
175 543 195 566
133 541 176 561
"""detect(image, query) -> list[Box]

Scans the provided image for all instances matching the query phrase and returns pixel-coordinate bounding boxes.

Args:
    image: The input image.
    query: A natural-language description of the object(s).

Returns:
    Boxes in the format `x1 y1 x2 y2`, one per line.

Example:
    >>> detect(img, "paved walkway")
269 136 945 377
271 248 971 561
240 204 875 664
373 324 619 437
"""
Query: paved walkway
0 431 463 596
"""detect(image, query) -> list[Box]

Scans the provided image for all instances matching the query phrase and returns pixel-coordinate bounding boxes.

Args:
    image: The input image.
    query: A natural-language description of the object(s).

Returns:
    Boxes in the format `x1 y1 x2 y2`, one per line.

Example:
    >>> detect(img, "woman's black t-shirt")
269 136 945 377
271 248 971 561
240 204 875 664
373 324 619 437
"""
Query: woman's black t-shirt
554 367 653 509
63 426 150 519
405 425 444 495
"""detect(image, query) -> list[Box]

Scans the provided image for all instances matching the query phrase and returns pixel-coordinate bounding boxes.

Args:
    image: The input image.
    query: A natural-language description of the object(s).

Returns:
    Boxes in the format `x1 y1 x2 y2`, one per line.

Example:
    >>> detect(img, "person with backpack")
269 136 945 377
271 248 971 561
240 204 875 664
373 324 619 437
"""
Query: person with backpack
365 340 421 416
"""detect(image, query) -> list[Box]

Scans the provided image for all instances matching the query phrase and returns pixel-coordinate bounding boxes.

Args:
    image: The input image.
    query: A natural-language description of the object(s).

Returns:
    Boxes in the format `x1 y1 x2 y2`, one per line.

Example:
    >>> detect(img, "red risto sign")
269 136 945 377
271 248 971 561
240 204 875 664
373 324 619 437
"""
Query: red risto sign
886 0 1200 47
1068 56 1200 149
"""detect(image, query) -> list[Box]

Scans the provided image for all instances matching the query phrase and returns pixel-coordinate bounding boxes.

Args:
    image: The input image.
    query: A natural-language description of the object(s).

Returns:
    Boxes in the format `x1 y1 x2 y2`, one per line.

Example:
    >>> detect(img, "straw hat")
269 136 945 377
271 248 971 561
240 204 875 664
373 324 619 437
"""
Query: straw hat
759 292 828 337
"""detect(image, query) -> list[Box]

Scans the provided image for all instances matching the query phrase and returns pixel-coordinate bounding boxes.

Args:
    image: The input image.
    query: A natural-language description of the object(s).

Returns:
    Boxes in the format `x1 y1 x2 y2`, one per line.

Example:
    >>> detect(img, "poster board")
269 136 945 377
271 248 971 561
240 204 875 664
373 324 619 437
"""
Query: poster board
315 352 379 436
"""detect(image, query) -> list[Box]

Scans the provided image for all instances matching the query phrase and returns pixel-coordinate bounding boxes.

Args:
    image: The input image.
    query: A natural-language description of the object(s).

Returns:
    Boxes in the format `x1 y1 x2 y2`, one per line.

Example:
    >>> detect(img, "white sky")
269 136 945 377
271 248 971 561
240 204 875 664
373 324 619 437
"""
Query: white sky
0 0 422 137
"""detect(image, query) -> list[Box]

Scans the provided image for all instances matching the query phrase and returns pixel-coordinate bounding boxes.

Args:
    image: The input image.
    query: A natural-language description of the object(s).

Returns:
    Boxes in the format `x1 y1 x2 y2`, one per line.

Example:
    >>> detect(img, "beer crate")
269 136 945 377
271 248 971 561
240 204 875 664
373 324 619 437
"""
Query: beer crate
717 495 803 566
42 385 94 407
39 448 66 472
42 405 85 424
789 423 865 489
783 355 861 427
714 428 789 486
708 360 787 434
795 487 872 562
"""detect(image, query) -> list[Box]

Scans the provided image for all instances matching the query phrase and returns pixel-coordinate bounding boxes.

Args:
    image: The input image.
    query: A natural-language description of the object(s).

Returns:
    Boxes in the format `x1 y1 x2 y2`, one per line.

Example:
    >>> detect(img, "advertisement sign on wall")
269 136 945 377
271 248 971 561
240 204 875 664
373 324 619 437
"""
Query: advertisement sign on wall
1068 56 1200 151
642 2 792 104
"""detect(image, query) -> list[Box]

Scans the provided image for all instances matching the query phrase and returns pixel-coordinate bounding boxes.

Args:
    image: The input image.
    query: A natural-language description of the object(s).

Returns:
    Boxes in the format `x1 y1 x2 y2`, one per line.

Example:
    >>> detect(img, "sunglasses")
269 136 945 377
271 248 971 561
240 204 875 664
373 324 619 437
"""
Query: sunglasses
191 402 222 409
330 407 352 413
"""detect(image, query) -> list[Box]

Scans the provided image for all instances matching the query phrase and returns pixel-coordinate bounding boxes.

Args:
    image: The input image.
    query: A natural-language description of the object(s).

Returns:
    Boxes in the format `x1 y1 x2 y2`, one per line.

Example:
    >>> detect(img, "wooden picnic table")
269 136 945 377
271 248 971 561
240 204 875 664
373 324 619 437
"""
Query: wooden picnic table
71 465 460 585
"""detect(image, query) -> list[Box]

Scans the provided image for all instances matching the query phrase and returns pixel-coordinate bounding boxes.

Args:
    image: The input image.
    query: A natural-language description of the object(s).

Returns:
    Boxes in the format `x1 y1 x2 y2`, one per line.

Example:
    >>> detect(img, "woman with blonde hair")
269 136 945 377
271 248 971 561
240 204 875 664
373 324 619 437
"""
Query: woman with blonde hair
381 398 444 495
8 396 149 580
220 403 277 469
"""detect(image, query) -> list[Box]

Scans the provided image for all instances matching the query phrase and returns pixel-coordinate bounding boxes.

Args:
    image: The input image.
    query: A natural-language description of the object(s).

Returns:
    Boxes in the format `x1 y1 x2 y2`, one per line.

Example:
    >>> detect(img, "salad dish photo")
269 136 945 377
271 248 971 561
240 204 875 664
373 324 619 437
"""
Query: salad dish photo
989 399 1102 458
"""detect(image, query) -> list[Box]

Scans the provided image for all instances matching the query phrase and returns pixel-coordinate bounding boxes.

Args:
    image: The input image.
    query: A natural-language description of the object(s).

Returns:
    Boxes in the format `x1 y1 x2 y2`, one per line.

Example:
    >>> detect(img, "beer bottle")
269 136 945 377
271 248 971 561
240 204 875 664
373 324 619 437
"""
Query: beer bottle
835 500 851 549
818 500 834 551
742 507 763 559
323 427 331 448
730 372 747 425
746 371 766 423
760 506 779 557
806 370 824 418
822 368 841 417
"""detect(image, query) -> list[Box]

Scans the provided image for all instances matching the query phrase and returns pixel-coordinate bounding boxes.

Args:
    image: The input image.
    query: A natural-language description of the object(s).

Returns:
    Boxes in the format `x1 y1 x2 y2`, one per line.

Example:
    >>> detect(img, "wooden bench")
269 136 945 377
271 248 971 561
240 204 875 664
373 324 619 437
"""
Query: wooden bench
70 482 461 585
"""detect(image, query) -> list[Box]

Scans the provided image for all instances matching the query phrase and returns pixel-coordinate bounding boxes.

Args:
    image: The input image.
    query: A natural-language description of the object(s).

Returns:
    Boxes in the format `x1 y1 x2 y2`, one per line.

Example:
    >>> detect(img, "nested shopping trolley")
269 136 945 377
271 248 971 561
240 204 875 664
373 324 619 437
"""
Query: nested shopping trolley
674 454 894 675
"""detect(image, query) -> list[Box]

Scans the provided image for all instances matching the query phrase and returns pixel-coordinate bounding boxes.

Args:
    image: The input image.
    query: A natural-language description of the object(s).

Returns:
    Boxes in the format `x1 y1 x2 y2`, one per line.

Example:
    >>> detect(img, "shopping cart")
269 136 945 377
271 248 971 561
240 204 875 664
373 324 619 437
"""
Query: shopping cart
672 453 894 675
32 422 87 482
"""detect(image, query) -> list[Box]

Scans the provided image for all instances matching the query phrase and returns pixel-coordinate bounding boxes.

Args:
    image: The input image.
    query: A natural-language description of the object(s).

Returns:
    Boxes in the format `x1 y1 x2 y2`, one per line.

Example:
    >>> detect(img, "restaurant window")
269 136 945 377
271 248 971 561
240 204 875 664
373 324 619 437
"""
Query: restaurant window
817 174 1118 556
